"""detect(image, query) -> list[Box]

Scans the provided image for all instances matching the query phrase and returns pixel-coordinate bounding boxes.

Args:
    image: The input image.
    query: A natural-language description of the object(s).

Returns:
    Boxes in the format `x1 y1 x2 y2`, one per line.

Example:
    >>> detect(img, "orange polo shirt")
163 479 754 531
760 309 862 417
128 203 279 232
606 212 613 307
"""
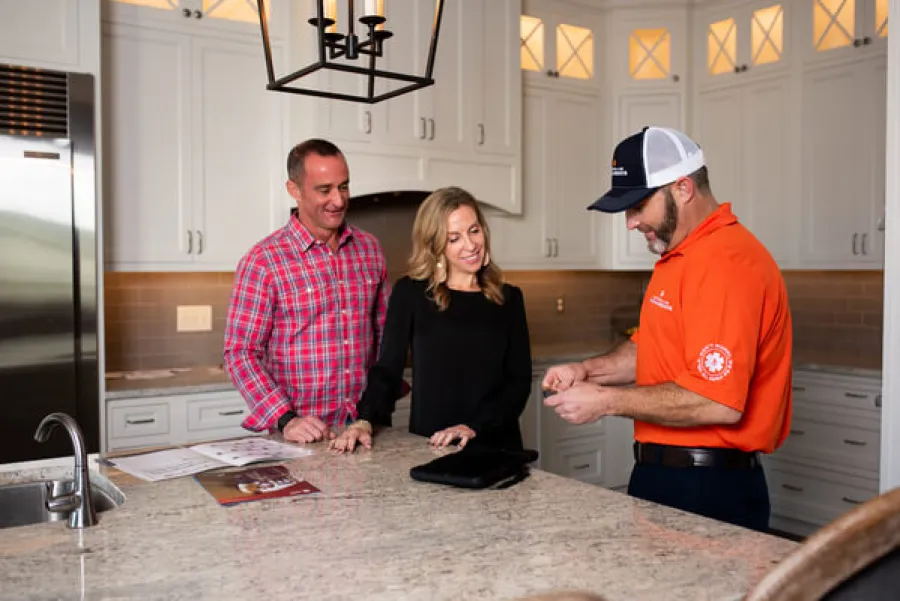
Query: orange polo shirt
630 203 792 453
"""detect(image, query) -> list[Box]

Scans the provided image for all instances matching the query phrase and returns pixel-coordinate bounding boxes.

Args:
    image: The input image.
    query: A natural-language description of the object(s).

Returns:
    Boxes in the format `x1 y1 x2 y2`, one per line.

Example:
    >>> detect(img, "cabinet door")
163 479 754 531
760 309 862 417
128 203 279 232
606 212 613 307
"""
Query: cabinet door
741 75 794 265
551 91 601 266
414 0 468 150
799 59 872 267
102 24 194 268
611 8 687 90
0 0 79 68
190 36 283 270
609 92 682 269
472 0 522 156
862 55 887 264
694 85 743 218
491 88 554 268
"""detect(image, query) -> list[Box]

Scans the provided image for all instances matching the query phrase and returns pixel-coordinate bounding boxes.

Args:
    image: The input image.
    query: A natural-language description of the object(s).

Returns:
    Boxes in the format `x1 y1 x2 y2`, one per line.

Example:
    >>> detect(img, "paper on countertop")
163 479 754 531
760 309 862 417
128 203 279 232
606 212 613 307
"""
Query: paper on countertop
110 448 226 482
109 438 315 482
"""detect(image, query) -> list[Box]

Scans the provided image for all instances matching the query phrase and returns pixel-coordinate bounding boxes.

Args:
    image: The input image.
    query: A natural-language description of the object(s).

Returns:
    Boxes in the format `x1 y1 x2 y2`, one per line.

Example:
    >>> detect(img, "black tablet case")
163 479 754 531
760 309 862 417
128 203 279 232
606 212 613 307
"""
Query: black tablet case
409 444 539 489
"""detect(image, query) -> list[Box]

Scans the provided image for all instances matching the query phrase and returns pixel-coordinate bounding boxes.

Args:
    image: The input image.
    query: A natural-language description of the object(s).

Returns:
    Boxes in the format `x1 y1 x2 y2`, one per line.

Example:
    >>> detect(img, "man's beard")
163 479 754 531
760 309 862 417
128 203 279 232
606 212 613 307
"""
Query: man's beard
647 189 678 255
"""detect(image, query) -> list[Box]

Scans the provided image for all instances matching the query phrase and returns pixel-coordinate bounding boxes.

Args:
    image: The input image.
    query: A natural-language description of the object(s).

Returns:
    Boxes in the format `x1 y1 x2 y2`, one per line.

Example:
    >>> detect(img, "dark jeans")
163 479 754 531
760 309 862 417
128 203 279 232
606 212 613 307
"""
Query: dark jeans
627 462 771 533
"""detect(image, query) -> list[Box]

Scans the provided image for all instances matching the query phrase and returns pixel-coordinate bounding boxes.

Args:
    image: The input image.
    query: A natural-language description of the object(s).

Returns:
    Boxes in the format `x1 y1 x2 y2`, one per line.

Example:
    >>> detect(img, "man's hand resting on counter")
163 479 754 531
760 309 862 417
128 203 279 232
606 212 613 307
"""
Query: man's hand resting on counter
283 415 336 444
329 420 373 454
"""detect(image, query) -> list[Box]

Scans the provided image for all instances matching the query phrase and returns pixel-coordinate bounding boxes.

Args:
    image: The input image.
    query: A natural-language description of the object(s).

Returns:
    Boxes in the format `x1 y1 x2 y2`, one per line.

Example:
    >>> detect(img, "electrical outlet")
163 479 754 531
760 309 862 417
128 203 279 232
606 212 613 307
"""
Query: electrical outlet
176 305 213 332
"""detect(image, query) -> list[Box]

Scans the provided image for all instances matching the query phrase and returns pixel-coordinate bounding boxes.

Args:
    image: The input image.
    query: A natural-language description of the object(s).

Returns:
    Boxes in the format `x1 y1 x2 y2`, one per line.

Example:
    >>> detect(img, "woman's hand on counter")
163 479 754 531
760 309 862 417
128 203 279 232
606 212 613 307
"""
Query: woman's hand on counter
429 425 476 449
329 420 373 454
284 415 336 444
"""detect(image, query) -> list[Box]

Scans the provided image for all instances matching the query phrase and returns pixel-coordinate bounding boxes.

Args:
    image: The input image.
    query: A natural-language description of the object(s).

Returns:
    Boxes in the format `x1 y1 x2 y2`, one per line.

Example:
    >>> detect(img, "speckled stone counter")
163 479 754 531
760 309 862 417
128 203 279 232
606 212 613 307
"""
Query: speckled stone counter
0 430 797 601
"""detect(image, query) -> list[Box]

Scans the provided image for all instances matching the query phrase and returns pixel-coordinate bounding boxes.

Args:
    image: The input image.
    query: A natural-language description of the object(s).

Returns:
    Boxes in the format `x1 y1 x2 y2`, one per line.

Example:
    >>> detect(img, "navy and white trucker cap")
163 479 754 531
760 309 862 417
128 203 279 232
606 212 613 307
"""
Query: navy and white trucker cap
588 126 705 213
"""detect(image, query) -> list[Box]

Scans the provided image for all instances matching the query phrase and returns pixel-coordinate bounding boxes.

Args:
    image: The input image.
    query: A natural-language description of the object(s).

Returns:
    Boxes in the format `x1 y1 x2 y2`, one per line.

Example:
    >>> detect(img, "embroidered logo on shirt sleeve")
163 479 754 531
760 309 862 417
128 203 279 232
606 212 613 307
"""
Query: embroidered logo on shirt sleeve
697 343 733 382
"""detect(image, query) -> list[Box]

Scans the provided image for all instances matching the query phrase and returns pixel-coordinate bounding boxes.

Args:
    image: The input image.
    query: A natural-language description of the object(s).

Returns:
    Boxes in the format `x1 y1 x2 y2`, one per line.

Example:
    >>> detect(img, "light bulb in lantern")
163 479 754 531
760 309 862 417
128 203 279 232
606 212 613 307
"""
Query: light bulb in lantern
363 0 385 30
324 0 337 33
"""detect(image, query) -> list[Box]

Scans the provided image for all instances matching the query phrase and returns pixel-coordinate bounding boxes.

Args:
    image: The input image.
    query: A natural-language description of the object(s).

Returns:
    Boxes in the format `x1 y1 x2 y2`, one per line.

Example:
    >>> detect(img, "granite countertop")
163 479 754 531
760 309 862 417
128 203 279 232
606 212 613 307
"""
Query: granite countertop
104 341 615 400
0 430 797 601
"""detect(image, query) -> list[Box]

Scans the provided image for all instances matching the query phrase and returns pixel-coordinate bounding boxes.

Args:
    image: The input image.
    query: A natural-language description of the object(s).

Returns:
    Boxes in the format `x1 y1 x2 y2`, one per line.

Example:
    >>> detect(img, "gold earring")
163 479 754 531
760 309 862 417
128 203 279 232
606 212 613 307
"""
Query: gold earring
435 260 447 283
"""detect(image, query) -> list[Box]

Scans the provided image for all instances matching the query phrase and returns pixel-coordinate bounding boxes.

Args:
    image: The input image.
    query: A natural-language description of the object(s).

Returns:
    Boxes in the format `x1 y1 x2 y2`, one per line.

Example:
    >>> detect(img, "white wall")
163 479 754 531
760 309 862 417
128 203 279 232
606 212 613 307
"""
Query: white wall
880 0 900 493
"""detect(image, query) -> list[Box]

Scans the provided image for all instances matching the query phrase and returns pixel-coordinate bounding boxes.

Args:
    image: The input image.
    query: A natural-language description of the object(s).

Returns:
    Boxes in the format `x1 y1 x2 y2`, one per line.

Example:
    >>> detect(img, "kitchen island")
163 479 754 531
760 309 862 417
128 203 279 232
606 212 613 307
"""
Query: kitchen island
0 430 797 600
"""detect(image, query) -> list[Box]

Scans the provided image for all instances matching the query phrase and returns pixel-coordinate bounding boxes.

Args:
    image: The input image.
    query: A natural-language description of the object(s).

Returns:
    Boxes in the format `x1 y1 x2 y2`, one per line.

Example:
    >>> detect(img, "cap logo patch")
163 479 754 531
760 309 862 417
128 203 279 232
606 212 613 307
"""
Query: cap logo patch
612 160 628 177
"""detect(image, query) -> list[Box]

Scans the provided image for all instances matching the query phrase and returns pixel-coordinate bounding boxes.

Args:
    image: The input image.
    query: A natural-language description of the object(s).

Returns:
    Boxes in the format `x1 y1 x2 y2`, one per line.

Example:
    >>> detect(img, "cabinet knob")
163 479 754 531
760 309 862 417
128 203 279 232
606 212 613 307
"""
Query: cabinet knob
194 9 203 19
183 8 191 17
672 74 680 82
863 36 872 45
187 230 193 254
854 38 863 47
852 232 859 255
197 230 204 255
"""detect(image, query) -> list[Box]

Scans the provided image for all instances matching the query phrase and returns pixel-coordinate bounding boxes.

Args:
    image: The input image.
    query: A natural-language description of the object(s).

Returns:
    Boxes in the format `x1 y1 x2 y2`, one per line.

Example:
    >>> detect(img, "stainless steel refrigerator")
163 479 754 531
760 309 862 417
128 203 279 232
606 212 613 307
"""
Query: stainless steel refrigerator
0 63 100 463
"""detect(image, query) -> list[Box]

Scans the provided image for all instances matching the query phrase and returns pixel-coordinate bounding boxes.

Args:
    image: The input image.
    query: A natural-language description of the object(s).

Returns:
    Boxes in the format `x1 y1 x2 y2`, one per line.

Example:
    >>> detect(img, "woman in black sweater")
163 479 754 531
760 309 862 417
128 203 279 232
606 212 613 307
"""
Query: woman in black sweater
329 186 533 453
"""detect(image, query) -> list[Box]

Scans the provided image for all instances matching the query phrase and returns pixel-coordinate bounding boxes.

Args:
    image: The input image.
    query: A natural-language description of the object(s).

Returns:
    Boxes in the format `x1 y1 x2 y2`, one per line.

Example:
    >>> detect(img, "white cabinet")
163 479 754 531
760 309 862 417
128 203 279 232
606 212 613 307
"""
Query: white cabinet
491 86 603 269
290 0 523 214
105 0 288 39
521 0 602 91
0 0 83 69
796 0 888 63
521 356 635 490
107 389 258 451
693 74 797 266
101 17 286 271
764 368 882 537
797 54 886 269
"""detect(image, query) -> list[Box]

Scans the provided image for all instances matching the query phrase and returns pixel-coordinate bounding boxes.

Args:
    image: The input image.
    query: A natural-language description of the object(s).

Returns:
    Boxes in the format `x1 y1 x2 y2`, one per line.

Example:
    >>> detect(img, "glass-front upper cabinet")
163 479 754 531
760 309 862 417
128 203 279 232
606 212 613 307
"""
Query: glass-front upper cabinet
610 9 687 89
106 0 282 37
695 0 792 86
520 0 602 89
800 0 887 61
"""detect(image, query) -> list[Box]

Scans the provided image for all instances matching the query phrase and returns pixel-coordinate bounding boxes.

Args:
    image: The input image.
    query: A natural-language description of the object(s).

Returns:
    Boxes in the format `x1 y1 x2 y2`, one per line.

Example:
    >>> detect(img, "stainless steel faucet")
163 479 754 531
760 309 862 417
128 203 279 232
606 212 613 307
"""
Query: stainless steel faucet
34 412 98 528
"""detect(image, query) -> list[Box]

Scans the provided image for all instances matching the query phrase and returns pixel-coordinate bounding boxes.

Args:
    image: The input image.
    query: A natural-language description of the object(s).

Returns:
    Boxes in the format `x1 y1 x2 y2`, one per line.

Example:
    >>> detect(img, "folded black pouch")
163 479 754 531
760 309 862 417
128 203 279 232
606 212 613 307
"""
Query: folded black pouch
409 443 539 490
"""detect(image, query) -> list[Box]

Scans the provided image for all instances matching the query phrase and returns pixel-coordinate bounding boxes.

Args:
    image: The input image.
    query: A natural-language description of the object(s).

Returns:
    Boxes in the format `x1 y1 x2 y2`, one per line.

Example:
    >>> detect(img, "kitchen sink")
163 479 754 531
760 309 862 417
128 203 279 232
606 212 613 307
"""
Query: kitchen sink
0 473 125 529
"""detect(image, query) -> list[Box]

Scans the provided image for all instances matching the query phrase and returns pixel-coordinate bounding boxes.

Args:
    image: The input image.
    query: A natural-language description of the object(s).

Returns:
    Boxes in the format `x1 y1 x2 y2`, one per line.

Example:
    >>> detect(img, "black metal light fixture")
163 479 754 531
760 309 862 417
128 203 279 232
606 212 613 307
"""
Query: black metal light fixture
256 0 445 104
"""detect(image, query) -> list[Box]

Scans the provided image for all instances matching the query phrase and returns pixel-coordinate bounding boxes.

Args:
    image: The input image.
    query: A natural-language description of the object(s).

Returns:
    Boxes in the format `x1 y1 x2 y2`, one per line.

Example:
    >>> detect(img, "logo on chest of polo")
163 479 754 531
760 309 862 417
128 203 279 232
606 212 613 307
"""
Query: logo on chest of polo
649 289 673 312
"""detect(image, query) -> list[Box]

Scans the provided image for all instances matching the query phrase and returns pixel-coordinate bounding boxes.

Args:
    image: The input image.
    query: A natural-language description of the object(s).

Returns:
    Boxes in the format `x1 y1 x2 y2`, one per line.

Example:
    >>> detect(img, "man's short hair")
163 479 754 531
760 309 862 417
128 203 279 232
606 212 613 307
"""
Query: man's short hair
689 165 710 193
287 138 343 183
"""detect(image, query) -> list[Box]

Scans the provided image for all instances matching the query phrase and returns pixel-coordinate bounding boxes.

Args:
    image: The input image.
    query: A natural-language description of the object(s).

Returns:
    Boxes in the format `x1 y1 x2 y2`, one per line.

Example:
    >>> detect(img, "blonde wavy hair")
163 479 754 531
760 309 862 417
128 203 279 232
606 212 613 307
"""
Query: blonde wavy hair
407 186 505 311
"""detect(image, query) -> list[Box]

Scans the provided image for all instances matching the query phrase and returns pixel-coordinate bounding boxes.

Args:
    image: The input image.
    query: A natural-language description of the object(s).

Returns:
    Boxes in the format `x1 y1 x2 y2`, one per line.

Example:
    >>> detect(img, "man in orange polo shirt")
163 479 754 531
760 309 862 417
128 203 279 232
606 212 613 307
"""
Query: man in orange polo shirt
542 126 792 533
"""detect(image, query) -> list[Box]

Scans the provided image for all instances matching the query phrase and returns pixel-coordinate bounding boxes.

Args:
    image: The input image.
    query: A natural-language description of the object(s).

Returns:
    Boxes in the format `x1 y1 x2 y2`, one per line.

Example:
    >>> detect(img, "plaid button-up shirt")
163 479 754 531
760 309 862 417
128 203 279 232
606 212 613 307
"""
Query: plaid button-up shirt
224 216 390 432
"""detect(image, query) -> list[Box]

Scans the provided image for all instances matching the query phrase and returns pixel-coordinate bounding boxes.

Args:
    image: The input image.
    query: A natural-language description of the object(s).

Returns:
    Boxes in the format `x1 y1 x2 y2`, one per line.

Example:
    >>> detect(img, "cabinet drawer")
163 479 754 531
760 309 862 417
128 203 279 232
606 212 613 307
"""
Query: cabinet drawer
765 458 879 527
791 379 881 412
777 405 880 473
109 401 170 440
549 438 604 484
186 395 247 432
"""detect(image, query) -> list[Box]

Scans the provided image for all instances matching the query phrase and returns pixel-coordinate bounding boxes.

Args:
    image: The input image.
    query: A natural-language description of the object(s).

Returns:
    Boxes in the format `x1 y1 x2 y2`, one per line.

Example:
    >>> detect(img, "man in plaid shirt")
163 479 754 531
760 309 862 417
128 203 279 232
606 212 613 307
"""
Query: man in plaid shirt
224 139 390 444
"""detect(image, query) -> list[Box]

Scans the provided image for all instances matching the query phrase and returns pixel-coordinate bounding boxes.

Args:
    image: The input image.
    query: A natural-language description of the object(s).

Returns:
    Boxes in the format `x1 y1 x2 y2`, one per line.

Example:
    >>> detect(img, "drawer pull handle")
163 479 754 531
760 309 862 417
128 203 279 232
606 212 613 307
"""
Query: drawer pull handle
782 484 804 492
572 463 591 470
845 392 868 399
842 496 863 505
126 418 155 425
790 429 805 435
843 439 867 446
875 395 882 408
218 410 244 417
792 386 806 392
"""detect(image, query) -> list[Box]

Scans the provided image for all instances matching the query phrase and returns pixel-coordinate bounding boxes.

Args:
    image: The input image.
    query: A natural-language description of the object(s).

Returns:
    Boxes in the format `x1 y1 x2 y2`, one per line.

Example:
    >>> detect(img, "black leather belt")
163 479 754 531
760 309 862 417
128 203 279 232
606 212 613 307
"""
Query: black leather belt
634 442 760 469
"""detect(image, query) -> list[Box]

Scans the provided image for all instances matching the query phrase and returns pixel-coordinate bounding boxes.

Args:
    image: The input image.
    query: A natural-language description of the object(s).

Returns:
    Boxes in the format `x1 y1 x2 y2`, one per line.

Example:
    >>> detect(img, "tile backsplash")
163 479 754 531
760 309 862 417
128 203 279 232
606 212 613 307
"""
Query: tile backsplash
103 270 884 372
